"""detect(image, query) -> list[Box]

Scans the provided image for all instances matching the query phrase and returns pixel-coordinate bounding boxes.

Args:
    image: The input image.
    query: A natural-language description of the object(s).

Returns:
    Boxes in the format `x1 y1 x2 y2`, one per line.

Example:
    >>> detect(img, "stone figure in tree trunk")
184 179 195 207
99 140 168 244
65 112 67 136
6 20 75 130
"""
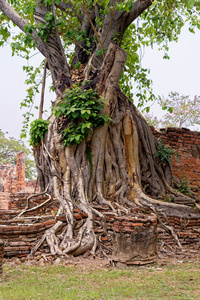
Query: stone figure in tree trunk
0 0 200 257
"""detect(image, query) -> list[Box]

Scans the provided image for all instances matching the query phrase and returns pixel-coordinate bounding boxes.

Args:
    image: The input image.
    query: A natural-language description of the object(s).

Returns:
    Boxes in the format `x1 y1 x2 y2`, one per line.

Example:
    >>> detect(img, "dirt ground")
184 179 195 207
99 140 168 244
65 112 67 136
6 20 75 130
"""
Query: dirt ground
4 243 200 271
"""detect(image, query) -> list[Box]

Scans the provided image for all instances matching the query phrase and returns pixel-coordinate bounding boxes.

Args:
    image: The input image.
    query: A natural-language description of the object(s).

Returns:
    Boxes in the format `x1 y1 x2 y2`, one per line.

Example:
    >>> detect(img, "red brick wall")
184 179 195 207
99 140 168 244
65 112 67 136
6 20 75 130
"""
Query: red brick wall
0 207 199 258
151 127 200 196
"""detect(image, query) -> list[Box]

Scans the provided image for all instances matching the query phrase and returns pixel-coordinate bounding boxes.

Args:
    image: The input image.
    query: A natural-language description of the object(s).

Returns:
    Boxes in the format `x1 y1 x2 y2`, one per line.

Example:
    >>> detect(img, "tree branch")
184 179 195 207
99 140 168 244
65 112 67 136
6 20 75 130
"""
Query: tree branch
0 0 46 57
102 1 118 45
82 0 105 58
125 0 153 28
34 0 72 94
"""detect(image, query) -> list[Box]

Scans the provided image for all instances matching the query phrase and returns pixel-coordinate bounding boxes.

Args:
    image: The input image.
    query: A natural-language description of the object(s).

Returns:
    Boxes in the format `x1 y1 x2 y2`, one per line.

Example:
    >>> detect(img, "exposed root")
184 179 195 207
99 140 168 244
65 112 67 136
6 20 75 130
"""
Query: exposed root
115 202 129 215
159 241 174 254
96 194 116 212
132 186 200 248
17 184 51 218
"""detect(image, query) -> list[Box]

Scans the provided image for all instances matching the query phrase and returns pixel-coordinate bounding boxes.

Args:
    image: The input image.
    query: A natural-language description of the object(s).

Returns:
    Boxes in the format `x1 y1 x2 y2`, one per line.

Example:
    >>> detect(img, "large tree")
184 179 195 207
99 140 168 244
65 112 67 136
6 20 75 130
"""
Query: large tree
0 0 200 256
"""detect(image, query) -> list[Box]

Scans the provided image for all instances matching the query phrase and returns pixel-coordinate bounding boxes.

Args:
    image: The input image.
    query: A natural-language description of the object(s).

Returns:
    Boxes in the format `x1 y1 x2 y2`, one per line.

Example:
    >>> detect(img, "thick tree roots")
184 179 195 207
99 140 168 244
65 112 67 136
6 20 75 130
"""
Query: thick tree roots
31 44 200 257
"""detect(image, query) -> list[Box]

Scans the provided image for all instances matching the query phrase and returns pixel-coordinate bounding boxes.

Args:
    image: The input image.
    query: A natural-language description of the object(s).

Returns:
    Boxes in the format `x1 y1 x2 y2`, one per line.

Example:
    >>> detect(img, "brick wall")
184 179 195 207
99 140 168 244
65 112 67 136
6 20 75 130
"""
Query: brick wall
0 195 59 218
151 127 200 196
0 206 199 258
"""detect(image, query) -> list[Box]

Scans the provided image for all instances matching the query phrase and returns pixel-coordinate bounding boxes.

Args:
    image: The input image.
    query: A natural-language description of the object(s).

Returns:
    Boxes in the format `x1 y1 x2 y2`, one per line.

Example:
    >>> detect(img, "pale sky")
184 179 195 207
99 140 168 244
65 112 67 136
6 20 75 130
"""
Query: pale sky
0 24 200 141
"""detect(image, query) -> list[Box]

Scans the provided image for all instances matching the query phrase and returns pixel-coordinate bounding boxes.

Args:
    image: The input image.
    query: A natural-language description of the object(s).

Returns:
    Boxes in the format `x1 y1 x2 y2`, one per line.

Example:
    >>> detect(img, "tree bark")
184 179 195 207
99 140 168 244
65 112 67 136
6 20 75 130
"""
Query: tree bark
34 1 72 95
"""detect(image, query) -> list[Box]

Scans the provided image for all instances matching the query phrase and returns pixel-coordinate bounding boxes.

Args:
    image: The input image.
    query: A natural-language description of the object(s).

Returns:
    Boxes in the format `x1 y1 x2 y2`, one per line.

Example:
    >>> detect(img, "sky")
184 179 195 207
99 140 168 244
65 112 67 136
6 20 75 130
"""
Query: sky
0 24 200 142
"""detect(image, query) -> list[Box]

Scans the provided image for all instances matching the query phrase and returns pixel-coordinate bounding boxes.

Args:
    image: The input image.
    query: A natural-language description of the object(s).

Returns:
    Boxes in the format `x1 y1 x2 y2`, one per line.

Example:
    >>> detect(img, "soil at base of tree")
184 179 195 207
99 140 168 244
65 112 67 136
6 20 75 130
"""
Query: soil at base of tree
4 243 200 270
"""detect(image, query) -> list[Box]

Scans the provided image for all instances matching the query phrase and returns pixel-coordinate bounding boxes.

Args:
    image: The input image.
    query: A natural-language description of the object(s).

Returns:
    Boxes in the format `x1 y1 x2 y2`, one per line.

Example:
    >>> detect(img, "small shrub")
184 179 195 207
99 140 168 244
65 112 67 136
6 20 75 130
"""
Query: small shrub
154 141 174 164
178 175 192 196
29 119 49 146
163 195 174 202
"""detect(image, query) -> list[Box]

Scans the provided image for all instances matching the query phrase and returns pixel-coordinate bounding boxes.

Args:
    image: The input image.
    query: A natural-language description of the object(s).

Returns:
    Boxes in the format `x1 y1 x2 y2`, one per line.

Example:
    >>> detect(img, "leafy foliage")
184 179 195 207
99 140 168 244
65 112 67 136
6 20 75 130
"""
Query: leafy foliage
163 194 174 203
52 86 110 147
178 175 192 196
20 64 43 139
0 14 11 47
0 130 36 180
154 140 175 164
1 0 200 134
119 23 156 105
29 119 49 147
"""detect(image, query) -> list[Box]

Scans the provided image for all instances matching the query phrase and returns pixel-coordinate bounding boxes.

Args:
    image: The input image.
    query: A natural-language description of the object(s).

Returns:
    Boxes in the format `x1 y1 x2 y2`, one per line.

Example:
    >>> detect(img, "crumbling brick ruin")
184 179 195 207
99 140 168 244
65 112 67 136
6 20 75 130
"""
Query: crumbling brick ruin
0 128 200 265
0 152 37 210
0 152 25 194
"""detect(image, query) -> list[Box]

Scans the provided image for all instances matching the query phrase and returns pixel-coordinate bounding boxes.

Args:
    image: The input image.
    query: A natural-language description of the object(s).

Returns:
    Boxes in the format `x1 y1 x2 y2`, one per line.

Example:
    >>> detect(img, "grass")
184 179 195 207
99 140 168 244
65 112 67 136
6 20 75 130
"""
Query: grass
0 262 200 299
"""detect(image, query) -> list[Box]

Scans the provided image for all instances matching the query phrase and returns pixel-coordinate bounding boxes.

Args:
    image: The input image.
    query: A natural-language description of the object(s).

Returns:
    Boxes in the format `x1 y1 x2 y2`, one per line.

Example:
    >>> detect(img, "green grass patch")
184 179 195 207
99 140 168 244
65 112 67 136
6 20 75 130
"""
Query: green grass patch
0 262 200 299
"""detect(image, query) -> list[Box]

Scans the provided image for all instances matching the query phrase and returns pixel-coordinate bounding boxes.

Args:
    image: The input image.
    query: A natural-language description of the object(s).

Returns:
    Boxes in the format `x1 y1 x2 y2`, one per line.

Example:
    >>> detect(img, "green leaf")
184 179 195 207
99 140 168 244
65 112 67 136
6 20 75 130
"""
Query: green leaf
146 107 150 113
55 0 61 5
187 0 195 9
29 119 49 147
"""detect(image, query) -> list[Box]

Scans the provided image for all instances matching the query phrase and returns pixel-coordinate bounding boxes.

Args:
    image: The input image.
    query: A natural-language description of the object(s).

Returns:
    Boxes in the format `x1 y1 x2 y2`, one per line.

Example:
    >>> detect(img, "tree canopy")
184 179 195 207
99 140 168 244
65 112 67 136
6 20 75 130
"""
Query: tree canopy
1 0 200 128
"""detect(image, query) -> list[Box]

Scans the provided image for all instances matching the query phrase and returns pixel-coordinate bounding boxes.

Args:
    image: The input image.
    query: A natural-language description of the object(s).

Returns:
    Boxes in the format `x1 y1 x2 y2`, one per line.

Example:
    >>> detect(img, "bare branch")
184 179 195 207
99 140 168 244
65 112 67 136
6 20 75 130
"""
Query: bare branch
102 0 153 47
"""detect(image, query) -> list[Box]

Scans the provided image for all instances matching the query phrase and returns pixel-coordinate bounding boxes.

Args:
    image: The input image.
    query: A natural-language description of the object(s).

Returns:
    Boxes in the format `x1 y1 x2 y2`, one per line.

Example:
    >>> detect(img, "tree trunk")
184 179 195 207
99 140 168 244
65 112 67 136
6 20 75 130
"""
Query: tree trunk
31 43 200 256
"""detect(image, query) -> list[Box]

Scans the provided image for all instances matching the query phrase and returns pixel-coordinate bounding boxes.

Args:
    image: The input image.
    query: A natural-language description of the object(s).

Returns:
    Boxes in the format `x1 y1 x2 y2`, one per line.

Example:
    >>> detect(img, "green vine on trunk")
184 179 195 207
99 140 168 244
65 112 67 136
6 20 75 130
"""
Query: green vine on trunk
29 119 50 146
52 85 111 147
